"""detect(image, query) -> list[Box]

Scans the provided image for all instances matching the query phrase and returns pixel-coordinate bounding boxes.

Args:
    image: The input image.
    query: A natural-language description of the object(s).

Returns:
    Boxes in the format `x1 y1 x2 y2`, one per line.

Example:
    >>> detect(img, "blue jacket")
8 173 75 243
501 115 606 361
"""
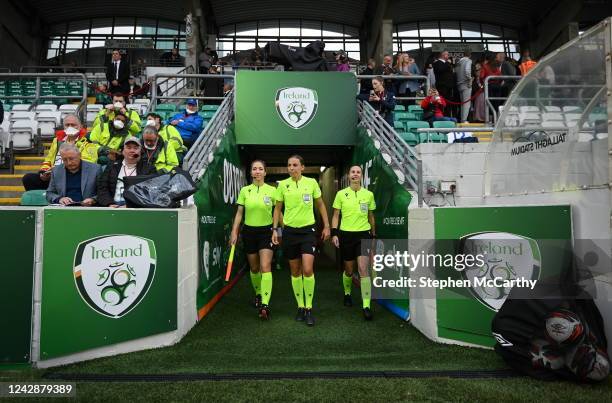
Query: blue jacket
166 111 204 142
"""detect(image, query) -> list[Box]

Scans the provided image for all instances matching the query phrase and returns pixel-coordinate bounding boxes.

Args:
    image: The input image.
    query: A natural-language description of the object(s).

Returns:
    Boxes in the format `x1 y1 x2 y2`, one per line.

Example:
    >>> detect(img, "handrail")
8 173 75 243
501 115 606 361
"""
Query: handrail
0 72 88 122
484 75 521 124
154 65 195 103
356 74 430 102
357 100 423 207
183 90 235 180
19 65 107 74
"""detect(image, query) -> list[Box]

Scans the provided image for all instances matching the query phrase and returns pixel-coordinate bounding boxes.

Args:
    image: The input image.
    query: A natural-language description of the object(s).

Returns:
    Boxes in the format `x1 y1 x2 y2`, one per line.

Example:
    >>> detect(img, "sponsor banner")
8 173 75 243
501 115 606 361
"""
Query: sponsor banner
433 206 572 346
104 39 154 49
0 209 36 363
348 127 412 315
235 71 357 145
40 209 178 360
194 124 246 313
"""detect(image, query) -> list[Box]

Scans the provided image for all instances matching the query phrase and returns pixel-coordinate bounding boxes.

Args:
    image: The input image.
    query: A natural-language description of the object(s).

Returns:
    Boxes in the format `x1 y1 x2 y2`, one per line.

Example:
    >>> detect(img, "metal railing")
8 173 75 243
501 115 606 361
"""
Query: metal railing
356 74 430 102
0 72 88 122
357 100 423 207
183 90 235 180
19 65 107 75
484 75 521 124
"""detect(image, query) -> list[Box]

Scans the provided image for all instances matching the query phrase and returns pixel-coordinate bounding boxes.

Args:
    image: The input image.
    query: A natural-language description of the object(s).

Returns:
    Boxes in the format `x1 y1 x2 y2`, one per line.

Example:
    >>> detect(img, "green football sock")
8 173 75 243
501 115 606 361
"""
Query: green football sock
261 272 273 305
361 276 372 308
342 272 353 295
250 271 262 295
303 275 315 309
291 276 305 308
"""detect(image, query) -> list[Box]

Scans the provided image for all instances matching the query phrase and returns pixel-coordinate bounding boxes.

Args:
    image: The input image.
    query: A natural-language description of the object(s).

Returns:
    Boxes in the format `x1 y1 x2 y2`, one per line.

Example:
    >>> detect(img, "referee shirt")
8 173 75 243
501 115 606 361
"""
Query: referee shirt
275 176 321 228
332 186 376 232
237 183 276 227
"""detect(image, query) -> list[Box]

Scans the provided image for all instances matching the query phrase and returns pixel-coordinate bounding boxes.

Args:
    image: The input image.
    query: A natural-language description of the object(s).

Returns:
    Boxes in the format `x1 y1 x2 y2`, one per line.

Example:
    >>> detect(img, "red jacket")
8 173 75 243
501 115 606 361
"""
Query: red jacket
421 95 447 118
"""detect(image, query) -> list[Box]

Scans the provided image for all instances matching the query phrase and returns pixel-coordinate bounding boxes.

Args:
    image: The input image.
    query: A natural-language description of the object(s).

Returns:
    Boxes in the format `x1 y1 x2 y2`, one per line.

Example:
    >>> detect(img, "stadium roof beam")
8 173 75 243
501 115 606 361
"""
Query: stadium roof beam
526 0 584 58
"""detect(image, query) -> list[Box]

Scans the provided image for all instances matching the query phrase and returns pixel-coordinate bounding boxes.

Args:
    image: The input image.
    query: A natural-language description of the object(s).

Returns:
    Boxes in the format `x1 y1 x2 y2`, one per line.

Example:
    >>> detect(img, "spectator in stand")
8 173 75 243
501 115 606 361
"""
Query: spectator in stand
472 57 486 122
200 66 223 103
421 88 456 125
127 76 141 103
45 143 101 206
432 50 455 116
335 51 350 72
360 58 376 94
0 98 3 125
480 53 502 114
23 115 97 191
97 136 156 208
140 126 179 173
497 52 517 99
375 54 397 92
95 83 112 105
455 50 473 123
166 98 204 148
424 53 437 89
89 111 131 165
144 112 186 162
396 53 421 103
93 93 141 136
519 49 537 76
199 47 218 73
223 83 234 97
357 76 396 127
161 48 184 67
134 58 146 77
106 49 130 94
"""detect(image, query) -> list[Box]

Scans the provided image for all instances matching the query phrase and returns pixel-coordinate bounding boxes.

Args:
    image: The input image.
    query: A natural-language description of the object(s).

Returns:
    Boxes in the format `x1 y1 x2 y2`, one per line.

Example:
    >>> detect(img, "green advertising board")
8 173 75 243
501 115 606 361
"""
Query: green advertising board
235 71 357 145
194 124 246 316
40 209 178 360
434 205 572 346
0 209 36 364
349 128 412 317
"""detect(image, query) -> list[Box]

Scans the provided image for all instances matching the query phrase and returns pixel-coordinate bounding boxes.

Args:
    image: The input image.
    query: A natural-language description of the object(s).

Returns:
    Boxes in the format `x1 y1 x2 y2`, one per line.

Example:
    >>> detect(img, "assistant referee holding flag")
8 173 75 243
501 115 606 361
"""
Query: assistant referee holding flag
272 155 330 326
331 165 376 320
230 160 276 320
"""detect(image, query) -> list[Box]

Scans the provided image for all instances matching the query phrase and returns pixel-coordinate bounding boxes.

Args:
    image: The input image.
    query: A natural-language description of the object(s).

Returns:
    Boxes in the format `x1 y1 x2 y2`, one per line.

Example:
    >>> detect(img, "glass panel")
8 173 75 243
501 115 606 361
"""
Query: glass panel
397 22 419 37
440 21 460 37
301 20 322 37
419 21 440 37
482 24 502 38
487 22 608 195
259 20 280 37
322 22 344 37
235 22 257 36
461 21 482 38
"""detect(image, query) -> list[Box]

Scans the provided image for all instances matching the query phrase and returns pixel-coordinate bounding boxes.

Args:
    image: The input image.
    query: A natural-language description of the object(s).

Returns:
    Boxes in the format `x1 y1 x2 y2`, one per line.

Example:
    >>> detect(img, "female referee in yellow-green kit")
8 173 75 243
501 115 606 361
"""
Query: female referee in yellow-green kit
230 160 276 320
271 155 330 327
331 165 376 320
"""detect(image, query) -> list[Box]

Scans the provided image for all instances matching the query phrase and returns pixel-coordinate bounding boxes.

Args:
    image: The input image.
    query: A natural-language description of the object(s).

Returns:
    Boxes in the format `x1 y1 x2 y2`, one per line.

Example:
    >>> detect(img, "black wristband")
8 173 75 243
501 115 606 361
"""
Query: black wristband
331 228 339 237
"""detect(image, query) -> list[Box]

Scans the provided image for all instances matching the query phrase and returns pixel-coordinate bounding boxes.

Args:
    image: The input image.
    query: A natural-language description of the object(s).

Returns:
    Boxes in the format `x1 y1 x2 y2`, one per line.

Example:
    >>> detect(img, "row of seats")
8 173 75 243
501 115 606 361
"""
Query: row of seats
395 120 456 146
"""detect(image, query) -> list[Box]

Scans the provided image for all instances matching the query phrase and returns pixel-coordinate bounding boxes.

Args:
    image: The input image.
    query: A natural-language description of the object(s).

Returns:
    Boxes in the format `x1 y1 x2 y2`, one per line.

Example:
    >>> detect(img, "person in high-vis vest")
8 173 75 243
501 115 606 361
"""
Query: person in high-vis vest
89 111 131 165
139 126 179 173
230 160 277 320
331 165 377 321
144 112 186 162
22 114 97 191
92 93 141 136
272 155 331 327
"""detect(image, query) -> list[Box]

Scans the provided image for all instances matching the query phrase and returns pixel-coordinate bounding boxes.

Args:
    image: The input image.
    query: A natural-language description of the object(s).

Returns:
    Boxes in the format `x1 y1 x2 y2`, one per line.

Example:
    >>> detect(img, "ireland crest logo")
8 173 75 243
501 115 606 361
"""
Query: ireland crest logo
275 87 318 129
460 232 541 312
73 235 157 318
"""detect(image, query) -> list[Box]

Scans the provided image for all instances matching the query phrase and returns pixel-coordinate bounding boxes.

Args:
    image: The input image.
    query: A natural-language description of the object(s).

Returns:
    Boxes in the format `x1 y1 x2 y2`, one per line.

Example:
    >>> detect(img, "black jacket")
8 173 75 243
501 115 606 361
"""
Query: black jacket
97 159 156 206
106 58 131 92
433 60 454 89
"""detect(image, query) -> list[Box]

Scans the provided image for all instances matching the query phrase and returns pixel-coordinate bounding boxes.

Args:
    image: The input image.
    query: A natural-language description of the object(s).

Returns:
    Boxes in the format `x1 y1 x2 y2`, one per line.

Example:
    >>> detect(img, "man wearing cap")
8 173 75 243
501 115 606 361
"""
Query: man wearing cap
22 114 98 191
144 112 186 162
166 98 204 148
92 93 141 136
96 136 156 208
140 126 179 173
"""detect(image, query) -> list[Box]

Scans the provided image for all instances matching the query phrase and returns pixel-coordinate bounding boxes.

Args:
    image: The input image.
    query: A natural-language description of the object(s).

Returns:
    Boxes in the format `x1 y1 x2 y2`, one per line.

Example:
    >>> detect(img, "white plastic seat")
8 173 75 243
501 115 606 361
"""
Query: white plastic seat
563 106 582 113
11 104 32 112
35 104 58 112
542 112 564 121
36 111 61 138
544 106 561 112
87 104 103 112
519 105 541 113
9 120 36 150
542 121 566 129
10 111 36 122
133 99 150 106
126 104 146 116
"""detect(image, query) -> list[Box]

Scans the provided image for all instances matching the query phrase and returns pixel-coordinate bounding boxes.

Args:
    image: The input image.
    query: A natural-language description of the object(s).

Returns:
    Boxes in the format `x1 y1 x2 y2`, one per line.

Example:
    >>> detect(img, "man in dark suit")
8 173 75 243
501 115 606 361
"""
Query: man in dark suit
433 50 455 115
46 143 101 206
106 49 130 95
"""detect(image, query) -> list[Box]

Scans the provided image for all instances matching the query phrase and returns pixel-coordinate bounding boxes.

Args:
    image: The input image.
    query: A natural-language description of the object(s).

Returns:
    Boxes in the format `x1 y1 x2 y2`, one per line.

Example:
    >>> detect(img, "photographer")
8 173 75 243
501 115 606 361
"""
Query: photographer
420 88 457 125
357 76 396 127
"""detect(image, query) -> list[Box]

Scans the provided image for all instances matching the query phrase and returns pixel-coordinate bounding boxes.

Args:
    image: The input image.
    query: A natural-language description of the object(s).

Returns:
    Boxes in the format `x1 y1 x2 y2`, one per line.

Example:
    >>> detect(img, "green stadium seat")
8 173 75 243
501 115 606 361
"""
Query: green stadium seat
408 105 422 113
201 104 220 111
399 132 418 146
393 121 406 133
201 111 215 120
156 104 177 112
432 121 456 129
393 105 406 112
404 121 430 135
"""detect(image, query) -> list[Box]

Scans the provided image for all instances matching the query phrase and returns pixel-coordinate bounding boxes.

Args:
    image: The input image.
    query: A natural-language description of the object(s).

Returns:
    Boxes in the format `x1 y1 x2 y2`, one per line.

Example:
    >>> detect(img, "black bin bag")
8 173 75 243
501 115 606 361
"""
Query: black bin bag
123 169 197 208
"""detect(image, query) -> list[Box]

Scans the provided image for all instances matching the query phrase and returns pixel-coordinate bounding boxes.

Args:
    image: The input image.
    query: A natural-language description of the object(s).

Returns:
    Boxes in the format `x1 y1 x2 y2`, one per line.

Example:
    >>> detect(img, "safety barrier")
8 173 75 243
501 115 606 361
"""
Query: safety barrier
358 99 423 206
483 75 521 124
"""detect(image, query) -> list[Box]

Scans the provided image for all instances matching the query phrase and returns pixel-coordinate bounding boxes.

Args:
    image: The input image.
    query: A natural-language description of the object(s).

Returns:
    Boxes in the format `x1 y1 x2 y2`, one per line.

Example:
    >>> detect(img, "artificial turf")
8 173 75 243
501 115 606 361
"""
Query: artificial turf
2 263 611 402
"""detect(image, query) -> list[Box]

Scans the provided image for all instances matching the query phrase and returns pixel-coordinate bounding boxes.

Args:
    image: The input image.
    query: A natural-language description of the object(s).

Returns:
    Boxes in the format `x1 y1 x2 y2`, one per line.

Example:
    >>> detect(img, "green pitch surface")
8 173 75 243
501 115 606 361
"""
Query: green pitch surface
2 264 610 401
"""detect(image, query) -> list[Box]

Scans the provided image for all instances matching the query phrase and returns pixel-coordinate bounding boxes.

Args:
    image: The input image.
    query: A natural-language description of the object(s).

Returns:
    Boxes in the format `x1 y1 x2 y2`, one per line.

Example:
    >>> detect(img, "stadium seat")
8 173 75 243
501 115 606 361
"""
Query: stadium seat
127 104 146 116
520 106 540 113
404 121 430 143
432 121 456 129
35 104 58 112
201 111 215 120
393 105 406 112
399 132 418 146
563 106 582 113
156 104 177 113
393 121 406 133
201 104 220 111
9 120 36 150
10 111 36 122
134 99 151 106
36 111 61 138
11 104 32 112
407 105 423 113
542 112 564 121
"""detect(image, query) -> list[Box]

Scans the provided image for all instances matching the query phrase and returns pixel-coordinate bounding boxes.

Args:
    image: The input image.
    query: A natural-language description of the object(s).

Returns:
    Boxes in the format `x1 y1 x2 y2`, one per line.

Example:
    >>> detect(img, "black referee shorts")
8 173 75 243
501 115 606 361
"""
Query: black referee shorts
282 226 317 260
242 225 274 254
339 230 372 261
